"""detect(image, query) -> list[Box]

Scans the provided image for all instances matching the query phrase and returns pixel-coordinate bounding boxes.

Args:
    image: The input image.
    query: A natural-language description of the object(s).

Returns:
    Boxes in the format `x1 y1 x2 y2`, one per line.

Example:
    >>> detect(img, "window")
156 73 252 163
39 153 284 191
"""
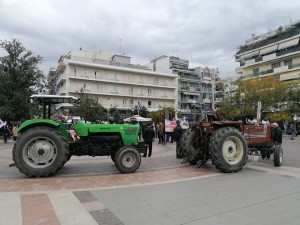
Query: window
97 84 101 93
123 99 128 107
284 59 292 66
271 62 281 69
70 67 76 76
111 85 118 94
95 70 102 79
148 101 152 108
129 86 133 95
253 68 259 75
148 88 152 97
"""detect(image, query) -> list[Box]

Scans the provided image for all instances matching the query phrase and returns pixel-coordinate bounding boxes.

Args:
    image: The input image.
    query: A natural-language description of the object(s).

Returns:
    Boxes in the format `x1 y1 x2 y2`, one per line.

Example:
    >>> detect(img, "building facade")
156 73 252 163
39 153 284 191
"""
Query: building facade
47 50 177 117
147 56 221 120
235 20 300 83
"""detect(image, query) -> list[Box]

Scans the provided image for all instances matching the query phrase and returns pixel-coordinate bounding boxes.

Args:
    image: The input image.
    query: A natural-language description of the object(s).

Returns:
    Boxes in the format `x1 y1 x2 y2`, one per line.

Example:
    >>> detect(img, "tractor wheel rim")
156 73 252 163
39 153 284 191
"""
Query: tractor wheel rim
23 137 57 168
122 153 136 168
222 136 243 165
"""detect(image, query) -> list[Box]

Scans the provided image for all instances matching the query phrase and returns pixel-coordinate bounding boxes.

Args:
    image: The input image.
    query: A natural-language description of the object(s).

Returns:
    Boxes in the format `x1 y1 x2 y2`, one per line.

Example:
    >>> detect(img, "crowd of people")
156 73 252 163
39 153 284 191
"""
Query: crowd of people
1 122 19 143
138 120 185 158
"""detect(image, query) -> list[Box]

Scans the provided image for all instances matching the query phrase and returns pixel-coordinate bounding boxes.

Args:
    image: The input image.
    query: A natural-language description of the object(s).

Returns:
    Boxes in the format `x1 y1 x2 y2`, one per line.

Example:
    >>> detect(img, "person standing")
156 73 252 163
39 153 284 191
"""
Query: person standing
173 120 183 158
142 124 155 157
12 123 18 143
3 125 12 143
271 122 282 144
157 122 165 144
290 121 296 140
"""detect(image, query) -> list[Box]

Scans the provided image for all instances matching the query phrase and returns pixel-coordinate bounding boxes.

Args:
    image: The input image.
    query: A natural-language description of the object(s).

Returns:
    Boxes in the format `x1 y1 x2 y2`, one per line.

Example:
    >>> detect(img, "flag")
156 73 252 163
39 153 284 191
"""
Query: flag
137 98 141 113
0 119 4 129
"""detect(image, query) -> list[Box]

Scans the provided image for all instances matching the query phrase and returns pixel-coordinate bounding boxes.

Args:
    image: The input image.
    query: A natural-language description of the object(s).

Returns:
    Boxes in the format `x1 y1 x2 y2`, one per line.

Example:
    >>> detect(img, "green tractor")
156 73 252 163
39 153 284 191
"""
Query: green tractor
12 95 146 177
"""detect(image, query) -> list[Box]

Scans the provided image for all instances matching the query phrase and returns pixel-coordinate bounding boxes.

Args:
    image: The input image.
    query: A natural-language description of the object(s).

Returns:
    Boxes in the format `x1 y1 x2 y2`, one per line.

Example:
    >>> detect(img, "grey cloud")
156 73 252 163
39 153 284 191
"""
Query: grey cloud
1 0 300 77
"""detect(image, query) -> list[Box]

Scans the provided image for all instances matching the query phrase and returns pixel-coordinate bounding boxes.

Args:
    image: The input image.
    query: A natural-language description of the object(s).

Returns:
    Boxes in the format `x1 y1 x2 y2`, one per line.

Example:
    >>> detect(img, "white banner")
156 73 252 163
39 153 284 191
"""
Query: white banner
0 119 4 129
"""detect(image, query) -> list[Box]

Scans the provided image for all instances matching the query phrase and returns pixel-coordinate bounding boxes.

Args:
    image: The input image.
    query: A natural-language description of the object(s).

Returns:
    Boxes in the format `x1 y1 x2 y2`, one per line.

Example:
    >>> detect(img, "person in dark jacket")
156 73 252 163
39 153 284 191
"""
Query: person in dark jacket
142 124 155 157
3 125 12 143
271 122 282 144
173 120 183 158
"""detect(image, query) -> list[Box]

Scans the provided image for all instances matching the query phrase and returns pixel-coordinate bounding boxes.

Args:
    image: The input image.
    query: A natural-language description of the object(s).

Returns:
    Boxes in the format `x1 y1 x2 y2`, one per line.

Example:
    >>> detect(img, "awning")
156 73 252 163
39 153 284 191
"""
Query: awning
239 50 260 60
278 37 299 50
259 44 278 55
55 103 74 110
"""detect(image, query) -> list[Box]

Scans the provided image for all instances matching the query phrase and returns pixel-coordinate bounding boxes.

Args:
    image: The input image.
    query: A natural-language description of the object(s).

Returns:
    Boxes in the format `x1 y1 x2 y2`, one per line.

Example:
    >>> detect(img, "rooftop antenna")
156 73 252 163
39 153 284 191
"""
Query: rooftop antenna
251 26 256 38
119 38 122 54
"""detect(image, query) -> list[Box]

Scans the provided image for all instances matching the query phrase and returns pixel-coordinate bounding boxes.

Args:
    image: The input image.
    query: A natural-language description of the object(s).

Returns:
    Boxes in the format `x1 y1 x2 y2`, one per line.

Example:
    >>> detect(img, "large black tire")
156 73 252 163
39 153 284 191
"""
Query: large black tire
180 128 202 165
111 153 116 162
273 144 283 167
13 126 69 177
114 146 141 173
209 127 248 173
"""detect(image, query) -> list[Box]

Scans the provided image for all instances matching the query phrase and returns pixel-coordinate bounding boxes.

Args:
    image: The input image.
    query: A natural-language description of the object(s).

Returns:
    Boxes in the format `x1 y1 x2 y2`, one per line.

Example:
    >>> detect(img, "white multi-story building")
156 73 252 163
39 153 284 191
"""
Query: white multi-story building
147 55 221 120
235 20 300 82
47 50 177 115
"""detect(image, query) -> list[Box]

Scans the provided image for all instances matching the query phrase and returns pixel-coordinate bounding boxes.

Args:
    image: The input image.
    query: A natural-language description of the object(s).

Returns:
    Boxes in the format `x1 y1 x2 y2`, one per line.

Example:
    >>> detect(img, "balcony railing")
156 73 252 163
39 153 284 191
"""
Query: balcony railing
241 62 300 79
69 75 176 89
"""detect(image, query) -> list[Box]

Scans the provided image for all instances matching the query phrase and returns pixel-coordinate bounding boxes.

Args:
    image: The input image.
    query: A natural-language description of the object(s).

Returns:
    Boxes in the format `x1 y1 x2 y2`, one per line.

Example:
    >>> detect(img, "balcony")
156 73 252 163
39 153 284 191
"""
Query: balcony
56 75 66 86
56 58 67 73
240 62 300 79
69 76 176 89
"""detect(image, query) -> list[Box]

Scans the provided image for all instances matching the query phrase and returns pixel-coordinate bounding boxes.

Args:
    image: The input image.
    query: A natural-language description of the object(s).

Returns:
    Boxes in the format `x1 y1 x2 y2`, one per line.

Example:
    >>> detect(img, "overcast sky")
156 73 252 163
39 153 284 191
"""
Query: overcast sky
1 0 300 78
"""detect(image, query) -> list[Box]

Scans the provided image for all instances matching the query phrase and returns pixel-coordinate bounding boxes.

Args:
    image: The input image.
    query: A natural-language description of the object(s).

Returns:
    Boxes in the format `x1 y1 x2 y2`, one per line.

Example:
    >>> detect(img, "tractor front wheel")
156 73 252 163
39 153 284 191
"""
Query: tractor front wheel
209 127 248 173
13 126 69 177
115 146 141 173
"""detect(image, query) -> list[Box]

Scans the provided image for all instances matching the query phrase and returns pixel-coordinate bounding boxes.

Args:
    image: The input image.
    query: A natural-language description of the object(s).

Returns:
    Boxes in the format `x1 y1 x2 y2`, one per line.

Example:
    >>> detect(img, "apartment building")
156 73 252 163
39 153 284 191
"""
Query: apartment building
147 55 221 120
47 50 177 115
235 20 300 82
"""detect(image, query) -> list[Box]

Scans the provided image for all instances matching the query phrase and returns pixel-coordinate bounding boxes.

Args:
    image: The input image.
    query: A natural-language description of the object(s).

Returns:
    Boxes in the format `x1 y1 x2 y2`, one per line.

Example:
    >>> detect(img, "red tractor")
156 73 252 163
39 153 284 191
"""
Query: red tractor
179 116 283 173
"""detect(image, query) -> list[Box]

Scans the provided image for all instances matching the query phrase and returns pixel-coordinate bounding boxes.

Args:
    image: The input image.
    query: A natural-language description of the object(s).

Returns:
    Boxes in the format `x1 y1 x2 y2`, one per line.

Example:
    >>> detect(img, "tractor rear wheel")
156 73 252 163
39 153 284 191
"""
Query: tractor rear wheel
13 126 69 177
209 127 248 173
273 144 283 167
180 128 201 165
115 146 141 173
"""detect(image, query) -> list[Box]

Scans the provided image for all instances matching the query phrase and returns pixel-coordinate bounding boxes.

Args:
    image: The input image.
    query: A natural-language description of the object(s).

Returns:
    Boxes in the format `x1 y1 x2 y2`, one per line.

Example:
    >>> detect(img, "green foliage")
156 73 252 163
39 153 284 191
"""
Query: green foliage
133 106 148 118
285 86 300 114
149 107 176 124
235 76 286 112
216 107 241 121
265 112 291 123
0 39 46 121
77 95 106 122
215 82 224 91
109 107 121 123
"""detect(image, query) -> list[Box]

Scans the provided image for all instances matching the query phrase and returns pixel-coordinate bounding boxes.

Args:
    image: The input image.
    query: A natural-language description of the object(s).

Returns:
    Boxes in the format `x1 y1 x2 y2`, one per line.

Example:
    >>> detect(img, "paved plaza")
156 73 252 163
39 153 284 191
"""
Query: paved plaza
0 136 300 225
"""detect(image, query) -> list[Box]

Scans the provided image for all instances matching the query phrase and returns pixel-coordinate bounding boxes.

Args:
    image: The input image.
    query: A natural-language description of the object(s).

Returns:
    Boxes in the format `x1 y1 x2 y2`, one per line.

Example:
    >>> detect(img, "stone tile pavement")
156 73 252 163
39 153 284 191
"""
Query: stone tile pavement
0 137 300 225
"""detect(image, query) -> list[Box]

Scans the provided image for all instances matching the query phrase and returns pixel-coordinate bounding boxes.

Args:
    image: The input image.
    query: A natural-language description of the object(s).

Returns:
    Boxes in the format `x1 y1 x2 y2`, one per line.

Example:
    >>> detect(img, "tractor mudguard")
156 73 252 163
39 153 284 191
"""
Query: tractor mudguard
17 119 70 140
